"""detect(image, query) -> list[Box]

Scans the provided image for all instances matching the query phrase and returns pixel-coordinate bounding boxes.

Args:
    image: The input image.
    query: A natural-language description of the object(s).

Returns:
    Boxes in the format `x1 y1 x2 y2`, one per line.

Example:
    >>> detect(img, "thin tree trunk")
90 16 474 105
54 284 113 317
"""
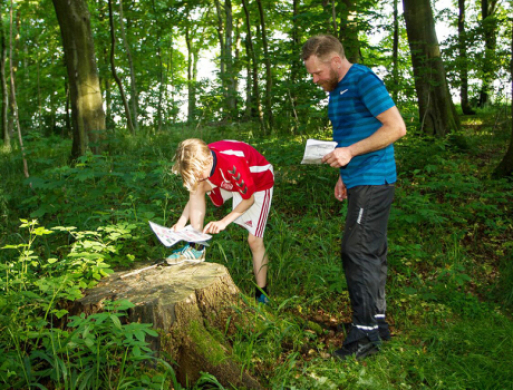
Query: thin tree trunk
0 3 9 149
168 41 176 125
224 0 236 119
7 8 18 137
233 20 241 98
493 19 513 177
289 0 300 134
241 0 266 134
9 0 28 178
478 0 499 107
458 0 475 115
119 0 138 132
403 0 460 136
151 0 165 131
108 0 135 135
392 0 399 102
213 0 226 116
244 35 252 121
185 26 196 123
256 0 273 131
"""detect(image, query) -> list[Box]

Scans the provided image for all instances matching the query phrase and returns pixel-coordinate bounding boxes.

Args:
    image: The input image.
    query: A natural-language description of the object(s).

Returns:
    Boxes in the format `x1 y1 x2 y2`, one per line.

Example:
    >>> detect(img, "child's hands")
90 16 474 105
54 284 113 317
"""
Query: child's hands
172 222 186 232
203 220 227 234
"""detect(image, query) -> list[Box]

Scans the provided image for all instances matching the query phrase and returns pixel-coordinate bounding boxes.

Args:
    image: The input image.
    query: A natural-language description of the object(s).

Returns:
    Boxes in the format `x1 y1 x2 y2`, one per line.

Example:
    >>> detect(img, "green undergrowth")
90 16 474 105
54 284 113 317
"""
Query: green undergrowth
0 117 512 389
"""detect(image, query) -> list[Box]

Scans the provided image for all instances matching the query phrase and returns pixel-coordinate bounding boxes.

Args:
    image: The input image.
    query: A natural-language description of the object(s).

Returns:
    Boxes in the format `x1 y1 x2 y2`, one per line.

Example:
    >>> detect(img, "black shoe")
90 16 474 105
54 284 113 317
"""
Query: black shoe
332 337 380 361
378 321 391 341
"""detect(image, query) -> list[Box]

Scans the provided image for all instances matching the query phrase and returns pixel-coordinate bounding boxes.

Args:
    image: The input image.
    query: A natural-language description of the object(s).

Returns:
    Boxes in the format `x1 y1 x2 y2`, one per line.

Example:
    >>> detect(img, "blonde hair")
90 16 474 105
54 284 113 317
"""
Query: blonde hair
172 138 211 192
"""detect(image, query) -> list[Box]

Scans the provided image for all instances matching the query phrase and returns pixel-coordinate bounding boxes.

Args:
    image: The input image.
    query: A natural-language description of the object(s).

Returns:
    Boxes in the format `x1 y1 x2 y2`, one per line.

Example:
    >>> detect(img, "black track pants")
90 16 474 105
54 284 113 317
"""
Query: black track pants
341 184 395 340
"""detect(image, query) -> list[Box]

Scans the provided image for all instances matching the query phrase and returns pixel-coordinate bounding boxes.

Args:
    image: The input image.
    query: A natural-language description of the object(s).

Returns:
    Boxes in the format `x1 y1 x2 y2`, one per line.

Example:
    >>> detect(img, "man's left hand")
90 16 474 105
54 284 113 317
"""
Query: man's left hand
203 220 227 234
322 147 352 168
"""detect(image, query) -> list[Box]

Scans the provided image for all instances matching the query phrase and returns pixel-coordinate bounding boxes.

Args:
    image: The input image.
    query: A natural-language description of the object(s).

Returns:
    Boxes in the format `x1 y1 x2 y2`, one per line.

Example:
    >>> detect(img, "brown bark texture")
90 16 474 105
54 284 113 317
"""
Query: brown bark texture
458 0 475 115
241 0 266 134
67 262 262 390
108 0 135 135
52 0 106 160
0 8 8 149
338 0 360 64
403 0 460 136
493 19 513 178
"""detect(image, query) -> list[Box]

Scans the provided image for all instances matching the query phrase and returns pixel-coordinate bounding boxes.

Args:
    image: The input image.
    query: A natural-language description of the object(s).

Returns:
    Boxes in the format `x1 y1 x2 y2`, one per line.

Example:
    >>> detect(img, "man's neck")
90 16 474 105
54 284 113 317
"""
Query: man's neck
338 58 353 82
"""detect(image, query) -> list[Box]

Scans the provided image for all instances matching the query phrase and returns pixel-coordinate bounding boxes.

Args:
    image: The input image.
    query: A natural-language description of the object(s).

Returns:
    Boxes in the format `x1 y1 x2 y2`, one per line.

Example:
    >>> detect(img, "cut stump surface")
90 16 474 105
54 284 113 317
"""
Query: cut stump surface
68 262 262 390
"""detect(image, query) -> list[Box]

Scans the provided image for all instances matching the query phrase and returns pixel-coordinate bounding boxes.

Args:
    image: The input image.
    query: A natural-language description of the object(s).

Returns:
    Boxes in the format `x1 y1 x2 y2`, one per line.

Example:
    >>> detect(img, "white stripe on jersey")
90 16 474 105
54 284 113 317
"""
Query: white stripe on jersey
219 150 245 157
250 164 272 173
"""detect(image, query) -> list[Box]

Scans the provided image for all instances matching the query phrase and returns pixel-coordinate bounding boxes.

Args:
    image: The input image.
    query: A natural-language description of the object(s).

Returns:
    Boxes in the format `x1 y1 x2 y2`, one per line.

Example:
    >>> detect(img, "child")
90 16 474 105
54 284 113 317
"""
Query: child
169 139 274 303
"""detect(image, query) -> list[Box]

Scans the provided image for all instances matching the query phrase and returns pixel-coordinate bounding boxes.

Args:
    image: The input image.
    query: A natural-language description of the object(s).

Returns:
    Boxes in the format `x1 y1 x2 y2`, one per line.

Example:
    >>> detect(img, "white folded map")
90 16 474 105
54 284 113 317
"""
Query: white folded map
301 139 338 164
149 221 212 247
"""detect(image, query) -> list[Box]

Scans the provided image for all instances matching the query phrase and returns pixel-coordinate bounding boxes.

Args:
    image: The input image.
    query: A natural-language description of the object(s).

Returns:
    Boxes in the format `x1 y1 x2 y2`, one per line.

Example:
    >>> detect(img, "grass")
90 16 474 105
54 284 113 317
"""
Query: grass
0 114 512 389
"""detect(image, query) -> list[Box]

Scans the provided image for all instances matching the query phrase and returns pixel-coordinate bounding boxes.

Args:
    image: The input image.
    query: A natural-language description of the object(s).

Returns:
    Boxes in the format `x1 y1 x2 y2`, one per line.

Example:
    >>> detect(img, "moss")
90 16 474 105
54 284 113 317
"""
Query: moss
188 320 227 366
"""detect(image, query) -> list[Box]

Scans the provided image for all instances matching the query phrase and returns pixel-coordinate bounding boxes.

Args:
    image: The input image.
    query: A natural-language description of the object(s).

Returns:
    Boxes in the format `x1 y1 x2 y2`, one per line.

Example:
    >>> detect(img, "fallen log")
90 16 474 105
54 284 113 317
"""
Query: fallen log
67 262 262 390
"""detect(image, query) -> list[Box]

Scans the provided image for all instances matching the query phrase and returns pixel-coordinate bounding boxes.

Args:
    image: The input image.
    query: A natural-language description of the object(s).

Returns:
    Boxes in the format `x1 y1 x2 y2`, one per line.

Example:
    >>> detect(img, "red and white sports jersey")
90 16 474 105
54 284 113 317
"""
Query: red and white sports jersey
208 140 274 200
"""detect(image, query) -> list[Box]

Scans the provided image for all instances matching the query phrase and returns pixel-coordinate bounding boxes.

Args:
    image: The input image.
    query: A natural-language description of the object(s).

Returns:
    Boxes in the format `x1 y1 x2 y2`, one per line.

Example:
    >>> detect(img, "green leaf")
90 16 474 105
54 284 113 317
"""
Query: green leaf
110 314 122 330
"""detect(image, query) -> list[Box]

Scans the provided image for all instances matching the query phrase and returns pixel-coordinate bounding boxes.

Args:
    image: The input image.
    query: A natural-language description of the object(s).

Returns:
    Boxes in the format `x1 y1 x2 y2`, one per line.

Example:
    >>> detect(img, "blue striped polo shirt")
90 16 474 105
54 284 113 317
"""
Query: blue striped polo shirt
328 64 397 189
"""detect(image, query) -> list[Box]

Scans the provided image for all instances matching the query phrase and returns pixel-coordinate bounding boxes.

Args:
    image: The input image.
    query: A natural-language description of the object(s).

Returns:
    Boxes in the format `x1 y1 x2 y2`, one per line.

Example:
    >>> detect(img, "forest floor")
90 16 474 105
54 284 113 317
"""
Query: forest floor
0 111 512 389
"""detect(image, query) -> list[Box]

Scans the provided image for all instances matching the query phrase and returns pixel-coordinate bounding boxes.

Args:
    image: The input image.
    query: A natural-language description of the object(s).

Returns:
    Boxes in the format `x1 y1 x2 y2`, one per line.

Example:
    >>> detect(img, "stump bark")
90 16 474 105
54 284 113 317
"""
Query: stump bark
68 262 262 390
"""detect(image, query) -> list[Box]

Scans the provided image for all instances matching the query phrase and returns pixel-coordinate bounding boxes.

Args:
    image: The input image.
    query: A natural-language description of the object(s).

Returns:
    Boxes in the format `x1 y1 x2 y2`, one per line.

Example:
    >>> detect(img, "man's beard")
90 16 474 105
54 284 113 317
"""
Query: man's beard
318 68 340 92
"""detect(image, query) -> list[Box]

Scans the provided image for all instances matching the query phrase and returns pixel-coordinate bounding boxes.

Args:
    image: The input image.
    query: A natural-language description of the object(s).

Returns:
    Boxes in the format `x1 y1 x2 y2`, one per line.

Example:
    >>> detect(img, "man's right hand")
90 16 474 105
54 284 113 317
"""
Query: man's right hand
334 176 347 201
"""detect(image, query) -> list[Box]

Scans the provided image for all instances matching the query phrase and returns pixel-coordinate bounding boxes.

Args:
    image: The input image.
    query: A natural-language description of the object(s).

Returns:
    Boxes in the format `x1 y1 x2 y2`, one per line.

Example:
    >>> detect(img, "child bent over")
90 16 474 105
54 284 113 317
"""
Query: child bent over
169 139 274 303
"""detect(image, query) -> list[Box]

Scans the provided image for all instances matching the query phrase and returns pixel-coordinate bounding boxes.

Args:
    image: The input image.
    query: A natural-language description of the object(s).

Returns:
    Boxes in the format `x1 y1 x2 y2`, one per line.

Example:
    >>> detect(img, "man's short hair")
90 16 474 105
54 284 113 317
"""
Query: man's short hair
301 34 345 62
172 138 211 192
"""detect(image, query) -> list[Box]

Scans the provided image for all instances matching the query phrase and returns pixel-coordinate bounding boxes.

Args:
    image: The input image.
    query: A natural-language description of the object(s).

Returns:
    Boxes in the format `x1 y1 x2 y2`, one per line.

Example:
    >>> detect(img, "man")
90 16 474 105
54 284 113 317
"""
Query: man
302 35 406 360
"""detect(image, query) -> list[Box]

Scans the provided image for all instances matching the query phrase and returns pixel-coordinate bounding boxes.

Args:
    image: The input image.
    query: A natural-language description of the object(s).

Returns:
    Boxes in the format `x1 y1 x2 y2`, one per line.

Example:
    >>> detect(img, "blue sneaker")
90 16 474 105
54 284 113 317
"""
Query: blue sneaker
166 244 205 265
257 293 270 304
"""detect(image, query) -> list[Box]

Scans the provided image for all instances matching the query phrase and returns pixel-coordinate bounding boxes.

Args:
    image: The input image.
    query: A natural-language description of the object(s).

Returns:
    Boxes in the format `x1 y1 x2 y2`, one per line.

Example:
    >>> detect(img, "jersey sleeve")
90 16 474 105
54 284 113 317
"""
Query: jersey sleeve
358 72 395 118
227 157 256 199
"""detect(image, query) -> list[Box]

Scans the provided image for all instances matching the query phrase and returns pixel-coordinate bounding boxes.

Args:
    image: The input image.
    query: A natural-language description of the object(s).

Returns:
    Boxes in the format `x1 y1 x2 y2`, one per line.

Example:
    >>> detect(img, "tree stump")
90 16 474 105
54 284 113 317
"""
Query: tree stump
68 262 262 390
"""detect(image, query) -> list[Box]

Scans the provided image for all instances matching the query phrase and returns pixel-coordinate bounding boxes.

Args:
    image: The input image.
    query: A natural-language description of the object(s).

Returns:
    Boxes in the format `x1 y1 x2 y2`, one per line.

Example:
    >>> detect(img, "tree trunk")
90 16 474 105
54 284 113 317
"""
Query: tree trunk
458 0 475 115
403 0 460 136
67 262 263 390
241 0 266 134
9 0 28 179
338 0 360 64
478 0 499 108
7 8 18 137
288 0 301 134
392 0 399 102
493 20 513 178
151 0 165 132
256 0 273 132
168 43 176 125
0 4 9 150
119 0 139 132
244 37 252 121
52 0 106 160
185 26 196 123
108 0 135 135
224 0 236 119
65 80 71 136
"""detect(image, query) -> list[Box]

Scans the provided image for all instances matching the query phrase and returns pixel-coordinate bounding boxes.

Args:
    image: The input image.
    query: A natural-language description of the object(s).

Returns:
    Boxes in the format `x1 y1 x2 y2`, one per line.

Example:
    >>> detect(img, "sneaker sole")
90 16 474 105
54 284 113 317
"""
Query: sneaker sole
166 253 205 265
356 343 380 360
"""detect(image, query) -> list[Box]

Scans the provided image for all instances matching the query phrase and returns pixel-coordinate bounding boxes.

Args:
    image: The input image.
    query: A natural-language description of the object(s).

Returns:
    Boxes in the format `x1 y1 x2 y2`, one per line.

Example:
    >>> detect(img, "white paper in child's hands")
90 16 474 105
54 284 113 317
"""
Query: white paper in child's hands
149 221 212 247
301 139 338 164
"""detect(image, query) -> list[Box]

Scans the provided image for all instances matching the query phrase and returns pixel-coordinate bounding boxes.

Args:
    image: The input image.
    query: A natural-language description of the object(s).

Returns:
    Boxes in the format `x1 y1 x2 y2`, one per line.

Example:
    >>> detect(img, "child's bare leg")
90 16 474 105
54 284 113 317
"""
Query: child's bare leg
248 234 268 288
188 181 212 231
